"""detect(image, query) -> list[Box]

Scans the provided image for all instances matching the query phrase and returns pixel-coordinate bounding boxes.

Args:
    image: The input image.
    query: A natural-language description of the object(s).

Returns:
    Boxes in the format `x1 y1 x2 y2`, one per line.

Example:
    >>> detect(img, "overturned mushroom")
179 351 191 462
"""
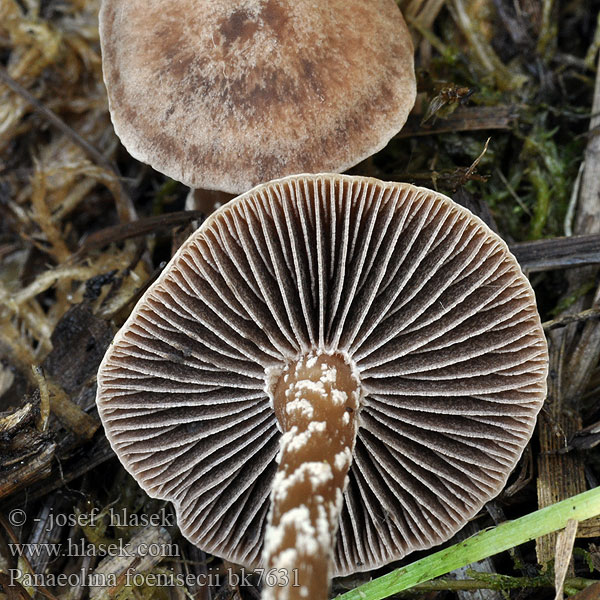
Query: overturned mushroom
99 0 416 194
96 174 548 600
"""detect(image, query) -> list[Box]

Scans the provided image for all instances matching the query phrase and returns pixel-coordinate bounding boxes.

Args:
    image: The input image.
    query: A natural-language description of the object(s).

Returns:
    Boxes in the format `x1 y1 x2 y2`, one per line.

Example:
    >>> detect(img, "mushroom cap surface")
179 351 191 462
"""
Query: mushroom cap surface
96 174 548 575
99 0 416 194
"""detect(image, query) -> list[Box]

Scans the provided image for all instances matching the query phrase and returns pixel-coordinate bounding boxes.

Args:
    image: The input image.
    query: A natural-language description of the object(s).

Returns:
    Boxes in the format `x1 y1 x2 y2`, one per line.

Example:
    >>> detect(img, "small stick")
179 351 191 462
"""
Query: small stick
509 234 600 272
543 307 600 332
74 210 205 257
396 106 516 138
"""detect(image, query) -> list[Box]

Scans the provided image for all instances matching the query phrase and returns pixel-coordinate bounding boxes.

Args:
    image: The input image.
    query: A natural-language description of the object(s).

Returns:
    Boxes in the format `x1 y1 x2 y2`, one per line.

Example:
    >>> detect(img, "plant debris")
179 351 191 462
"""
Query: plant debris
1 0 599 598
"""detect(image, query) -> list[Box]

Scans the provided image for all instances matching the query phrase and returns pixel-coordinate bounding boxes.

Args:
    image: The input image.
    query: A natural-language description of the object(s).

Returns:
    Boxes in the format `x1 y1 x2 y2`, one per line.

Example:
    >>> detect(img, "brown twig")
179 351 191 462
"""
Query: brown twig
543 307 600 331
509 234 600 272
396 106 517 138
74 210 206 258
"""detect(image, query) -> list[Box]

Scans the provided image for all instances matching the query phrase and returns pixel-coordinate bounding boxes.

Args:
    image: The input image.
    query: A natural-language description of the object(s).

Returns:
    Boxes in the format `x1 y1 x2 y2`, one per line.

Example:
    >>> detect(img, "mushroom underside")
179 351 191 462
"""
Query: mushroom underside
97 174 548 576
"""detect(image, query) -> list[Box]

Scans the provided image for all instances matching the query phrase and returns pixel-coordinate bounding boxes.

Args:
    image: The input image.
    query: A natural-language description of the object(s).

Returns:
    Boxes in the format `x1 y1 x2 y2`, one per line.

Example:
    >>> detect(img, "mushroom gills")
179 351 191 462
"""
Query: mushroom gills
96 174 548 600
263 351 360 600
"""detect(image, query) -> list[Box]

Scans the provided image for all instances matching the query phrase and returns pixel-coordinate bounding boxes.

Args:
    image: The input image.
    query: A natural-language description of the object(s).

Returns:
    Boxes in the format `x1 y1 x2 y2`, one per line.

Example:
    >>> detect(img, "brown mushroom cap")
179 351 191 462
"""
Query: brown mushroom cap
96 174 548 575
99 0 416 194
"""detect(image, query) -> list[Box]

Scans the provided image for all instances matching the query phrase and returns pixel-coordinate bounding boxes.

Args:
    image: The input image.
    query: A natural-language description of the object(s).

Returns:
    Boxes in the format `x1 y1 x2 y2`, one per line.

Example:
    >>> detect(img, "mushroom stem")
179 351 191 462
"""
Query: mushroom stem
263 352 361 600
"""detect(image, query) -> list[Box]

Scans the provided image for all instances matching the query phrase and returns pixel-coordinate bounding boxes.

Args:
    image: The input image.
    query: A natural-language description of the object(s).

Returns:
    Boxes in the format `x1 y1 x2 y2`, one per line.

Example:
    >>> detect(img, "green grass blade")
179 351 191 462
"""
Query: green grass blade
336 486 600 600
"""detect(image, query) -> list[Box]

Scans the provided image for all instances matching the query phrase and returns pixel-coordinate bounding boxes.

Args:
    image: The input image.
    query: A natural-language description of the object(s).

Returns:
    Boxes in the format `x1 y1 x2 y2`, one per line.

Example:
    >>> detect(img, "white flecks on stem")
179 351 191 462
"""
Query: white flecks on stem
334 448 352 471
319 364 337 384
331 389 348 405
286 430 312 452
285 398 315 419
308 420 327 433
294 378 327 395
271 462 334 502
